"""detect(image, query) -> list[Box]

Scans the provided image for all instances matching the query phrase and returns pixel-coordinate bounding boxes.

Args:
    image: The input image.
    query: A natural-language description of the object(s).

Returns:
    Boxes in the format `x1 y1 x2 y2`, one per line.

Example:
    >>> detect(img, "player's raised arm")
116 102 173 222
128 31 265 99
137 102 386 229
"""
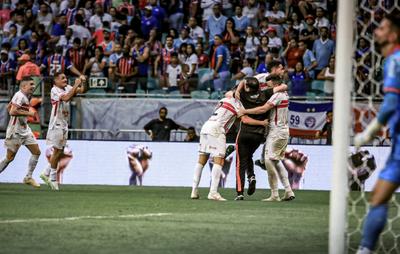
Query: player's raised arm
60 78 82 102
9 103 35 117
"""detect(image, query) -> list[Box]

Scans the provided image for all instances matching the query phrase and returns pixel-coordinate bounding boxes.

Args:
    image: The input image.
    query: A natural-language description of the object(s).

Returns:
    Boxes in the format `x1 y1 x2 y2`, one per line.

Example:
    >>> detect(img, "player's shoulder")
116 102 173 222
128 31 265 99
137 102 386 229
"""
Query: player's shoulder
12 91 26 102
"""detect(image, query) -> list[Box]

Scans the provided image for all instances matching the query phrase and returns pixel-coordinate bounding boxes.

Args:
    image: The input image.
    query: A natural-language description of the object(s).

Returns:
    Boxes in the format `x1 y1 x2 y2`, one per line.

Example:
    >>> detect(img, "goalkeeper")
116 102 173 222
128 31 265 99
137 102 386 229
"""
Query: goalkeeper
354 12 400 254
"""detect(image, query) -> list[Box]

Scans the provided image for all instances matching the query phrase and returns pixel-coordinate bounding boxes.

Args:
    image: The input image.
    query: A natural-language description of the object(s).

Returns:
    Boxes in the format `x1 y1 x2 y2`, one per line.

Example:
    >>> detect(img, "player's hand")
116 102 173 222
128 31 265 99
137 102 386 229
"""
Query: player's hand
79 75 86 83
262 119 269 126
238 108 246 117
74 78 82 87
234 90 241 100
354 132 372 149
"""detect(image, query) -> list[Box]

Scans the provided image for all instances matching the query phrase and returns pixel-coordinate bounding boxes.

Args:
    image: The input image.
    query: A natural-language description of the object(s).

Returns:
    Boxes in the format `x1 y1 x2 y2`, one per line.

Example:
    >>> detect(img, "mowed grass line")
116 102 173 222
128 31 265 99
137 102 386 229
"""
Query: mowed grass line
0 184 329 254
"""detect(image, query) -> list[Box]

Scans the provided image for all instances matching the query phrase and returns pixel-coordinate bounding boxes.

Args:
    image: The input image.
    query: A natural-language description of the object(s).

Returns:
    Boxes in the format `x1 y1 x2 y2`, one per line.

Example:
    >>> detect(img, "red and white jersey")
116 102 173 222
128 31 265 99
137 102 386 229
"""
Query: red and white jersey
6 91 32 138
254 73 271 91
49 85 73 130
202 97 243 135
267 92 289 131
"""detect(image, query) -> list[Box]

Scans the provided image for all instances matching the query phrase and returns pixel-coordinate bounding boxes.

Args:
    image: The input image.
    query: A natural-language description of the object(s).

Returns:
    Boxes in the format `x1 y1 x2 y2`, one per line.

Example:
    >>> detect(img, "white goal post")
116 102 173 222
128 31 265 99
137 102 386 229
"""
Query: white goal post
329 0 355 253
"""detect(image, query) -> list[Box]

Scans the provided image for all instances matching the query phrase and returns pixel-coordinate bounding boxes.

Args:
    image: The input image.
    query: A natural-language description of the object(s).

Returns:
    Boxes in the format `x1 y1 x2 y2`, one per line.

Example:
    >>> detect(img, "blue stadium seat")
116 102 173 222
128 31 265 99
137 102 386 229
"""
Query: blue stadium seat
191 90 210 99
311 80 326 96
210 91 223 100
147 77 159 90
197 68 213 90
148 89 166 98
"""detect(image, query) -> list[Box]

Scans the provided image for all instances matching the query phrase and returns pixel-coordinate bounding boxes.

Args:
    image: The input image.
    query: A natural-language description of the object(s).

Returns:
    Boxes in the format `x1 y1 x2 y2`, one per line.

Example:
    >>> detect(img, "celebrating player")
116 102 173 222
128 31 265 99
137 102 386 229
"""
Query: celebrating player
127 144 152 186
40 72 86 190
354 12 400 254
0 77 41 187
239 64 295 202
190 79 269 201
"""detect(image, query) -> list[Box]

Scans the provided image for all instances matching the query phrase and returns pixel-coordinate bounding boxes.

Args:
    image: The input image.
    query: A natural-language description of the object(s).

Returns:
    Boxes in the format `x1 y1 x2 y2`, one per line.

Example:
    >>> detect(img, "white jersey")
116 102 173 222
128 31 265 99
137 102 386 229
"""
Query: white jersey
267 92 289 131
201 97 243 135
49 85 73 130
6 91 32 138
254 73 271 91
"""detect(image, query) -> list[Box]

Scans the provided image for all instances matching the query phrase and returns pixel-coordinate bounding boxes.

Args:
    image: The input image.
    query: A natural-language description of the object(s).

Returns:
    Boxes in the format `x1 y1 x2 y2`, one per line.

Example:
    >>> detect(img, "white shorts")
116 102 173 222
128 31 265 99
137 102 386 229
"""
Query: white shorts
4 132 37 152
46 128 68 149
265 130 289 161
199 133 226 158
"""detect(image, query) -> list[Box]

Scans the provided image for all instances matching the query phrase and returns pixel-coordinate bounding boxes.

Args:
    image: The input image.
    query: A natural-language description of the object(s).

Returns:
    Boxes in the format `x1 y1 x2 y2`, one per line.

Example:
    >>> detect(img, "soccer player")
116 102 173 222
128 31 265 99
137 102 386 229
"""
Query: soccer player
0 77 41 187
40 72 86 190
127 144 152 186
239 74 295 202
354 12 400 254
190 79 268 201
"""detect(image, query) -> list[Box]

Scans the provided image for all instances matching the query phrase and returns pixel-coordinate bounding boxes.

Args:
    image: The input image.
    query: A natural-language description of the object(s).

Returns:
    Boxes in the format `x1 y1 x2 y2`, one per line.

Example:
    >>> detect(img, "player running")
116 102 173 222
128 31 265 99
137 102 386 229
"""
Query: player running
354 12 400 254
239 62 295 202
190 79 269 201
0 77 41 188
40 72 86 190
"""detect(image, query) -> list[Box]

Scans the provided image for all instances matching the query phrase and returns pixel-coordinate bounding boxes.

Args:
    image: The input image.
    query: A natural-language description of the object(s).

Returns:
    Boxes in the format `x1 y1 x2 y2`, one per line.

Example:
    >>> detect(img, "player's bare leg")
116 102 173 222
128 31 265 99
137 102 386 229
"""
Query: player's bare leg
191 153 209 199
0 148 18 174
24 144 41 188
357 180 399 254
207 156 226 201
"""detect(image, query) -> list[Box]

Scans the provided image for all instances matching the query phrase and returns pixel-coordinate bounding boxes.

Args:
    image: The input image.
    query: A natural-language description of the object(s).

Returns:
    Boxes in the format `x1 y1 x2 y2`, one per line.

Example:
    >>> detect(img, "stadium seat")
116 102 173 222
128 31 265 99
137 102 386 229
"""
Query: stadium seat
147 77 159 90
197 68 213 90
168 90 183 99
148 89 166 98
191 90 209 99
210 91 223 100
311 80 326 96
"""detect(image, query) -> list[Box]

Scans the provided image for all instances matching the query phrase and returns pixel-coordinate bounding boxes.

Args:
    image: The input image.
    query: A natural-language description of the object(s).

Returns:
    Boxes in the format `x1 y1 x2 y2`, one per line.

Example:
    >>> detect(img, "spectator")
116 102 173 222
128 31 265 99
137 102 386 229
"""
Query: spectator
2 24 20 50
243 0 258 28
149 0 167 28
166 0 185 31
221 18 240 51
147 28 162 78
68 14 91 47
132 37 150 92
118 0 135 17
206 4 227 43
3 11 17 37
36 3 53 33
42 46 82 77
184 127 200 142
265 1 286 37
316 111 333 145
165 52 181 92
188 17 205 44
50 14 67 45
115 45 138 93
144 107 187 142
298 39 318 79
266 27 282 50
314 7 330 29
173 26 193 49
83 46 107 77
283 18 299 46
141 5 159 39
300 15 319 49
178 43 187 64
288 61 310 96
185 44 198 79
179 64 191 94
244 25 260 60
89 3 112 32
256 53 273 74
108 42 123 84
313 26 335 74
290 12 302 31
0 50 16 93
230 37 246 74
200 0 218 28
255 36 269 68
210 34 230 91
99 29 115 57
232 5 249 36
15 54 40 81
66 38 86 74
282 38 304 71
15 38 29 59
159 35 176 88
56 28 74 56
317 56 335 96
61 0 77 27
196 42 209 68
232 58 254 83
258 17 270 37
356 37 370 60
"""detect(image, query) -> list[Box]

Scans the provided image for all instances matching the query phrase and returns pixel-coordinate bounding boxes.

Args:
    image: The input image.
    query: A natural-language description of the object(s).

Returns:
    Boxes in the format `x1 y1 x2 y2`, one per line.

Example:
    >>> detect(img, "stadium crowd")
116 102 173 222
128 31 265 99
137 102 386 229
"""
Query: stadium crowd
0 0 389 97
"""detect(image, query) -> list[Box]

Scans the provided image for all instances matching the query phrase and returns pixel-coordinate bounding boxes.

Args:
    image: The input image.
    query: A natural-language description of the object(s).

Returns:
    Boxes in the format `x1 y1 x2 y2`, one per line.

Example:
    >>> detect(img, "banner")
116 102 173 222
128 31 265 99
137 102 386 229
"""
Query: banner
289 101 333 137
0 140 391 192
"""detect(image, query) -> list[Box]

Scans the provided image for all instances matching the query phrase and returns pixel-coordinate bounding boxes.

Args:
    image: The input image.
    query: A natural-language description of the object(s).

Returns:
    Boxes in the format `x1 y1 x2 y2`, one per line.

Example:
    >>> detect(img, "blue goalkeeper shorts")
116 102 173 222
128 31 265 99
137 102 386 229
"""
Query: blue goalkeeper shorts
379 156 400 185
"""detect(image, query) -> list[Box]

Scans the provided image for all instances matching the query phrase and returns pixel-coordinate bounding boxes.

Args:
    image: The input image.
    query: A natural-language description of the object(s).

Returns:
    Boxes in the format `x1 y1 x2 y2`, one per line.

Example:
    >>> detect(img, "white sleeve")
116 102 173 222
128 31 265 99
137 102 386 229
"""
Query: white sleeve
11 93 23 107
267 93 282 106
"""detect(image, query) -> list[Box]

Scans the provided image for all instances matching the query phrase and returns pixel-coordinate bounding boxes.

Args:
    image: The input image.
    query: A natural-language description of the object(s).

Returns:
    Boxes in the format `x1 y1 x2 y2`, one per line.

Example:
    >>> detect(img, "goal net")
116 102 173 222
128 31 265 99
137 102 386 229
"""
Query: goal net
341 0 400 253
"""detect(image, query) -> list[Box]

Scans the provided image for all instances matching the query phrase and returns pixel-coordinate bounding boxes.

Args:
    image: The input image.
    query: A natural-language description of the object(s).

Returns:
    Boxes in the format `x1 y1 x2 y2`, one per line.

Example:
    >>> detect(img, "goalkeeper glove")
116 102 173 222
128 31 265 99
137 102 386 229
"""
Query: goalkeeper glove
354 118 382 148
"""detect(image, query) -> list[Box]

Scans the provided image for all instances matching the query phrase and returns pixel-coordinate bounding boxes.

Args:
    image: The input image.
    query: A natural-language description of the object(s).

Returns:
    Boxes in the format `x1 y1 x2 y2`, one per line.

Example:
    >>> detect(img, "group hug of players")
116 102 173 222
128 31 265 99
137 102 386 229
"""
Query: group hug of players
191 60 295 202
0 73 86 191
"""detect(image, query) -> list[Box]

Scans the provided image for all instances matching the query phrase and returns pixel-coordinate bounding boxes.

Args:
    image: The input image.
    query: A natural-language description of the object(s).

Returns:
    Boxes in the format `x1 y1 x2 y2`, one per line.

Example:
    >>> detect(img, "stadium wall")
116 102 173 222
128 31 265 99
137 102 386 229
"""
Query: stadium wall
0 140 390 191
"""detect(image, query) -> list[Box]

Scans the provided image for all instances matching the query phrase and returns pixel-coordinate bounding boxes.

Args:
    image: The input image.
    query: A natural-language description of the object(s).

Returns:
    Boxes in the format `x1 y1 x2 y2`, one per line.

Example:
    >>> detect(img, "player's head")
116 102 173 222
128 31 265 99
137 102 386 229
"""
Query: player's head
326 111 333 122
20 77 35 94
374 11 400 56
159 107 168 120
53 71 68 88
243 77 259 94
186 127 197 141
268 60 285 77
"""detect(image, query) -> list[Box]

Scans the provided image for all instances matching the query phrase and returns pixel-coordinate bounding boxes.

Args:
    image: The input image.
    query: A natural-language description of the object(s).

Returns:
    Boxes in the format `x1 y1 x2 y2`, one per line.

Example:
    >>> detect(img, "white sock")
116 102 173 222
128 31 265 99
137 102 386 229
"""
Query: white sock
356 246 372 254
192 163 204 191
50 168 57 182
44 164 51 176
275 161 292 193
209 164 222 194
0 157 12 174
26 155 40 178
265 159 279 197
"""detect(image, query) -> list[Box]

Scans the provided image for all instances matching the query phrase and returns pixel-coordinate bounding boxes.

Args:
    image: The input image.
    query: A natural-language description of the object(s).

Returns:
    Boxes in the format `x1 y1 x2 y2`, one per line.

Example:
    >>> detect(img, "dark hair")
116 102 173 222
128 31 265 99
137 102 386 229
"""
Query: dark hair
75 14 84 25
186 44 196 56
73 37 82 45
21 76 33 82
386 11 400 39
267 60 282 71
244 77 259 91
171 52 178 58
159 107 168 113
326 111 333 115
188 126 196 131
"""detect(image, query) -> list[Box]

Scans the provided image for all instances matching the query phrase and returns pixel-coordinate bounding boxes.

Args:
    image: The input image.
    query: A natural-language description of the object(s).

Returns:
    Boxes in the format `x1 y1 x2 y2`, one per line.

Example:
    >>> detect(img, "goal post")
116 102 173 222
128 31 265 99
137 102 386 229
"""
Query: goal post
329 0 355 253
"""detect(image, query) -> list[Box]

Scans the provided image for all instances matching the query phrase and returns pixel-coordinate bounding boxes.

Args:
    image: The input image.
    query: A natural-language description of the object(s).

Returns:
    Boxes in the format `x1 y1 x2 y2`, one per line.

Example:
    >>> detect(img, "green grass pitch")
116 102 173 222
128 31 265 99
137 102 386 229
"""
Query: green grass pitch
1 184 330 254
